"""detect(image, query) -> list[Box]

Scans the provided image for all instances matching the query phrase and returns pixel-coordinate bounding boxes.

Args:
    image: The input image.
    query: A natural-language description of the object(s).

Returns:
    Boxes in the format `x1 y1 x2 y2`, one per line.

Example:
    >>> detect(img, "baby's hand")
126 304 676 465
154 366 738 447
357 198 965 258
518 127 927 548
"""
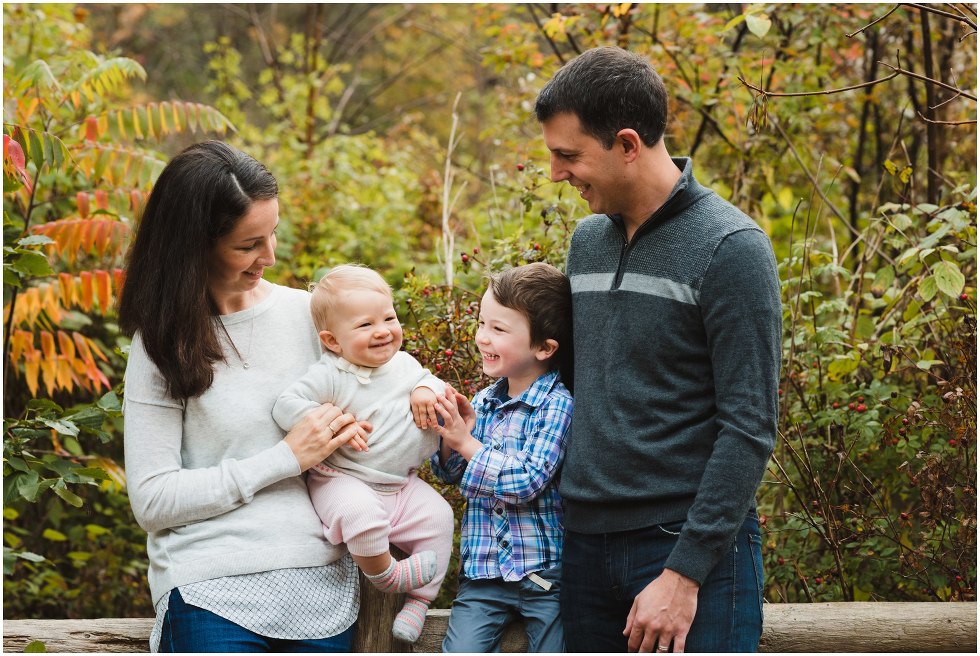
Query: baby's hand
411 386 439 429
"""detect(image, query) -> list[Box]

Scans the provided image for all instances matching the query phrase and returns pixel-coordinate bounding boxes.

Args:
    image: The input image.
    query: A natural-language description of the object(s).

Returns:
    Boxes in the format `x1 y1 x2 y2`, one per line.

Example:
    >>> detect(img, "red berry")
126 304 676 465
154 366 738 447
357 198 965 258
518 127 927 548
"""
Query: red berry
858 395 865 402
960 293 969 301
777 557 785 565
778 389 784 396
848 403 856 410
956 575 963 582
516 163 525 171
856 404 867 412
902 417 909 425
949 439 958 446
533 243 541 250
759 514 767 525
435 363 442 372
900 512 910 520
833 402 839 409
473 247 480 254
814 577 823 584
444 349 453 357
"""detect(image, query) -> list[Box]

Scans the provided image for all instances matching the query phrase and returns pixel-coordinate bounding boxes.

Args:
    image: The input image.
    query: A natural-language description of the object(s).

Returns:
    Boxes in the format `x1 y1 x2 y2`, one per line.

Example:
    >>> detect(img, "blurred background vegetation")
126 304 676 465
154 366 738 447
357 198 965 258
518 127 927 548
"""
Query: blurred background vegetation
3 3 976 618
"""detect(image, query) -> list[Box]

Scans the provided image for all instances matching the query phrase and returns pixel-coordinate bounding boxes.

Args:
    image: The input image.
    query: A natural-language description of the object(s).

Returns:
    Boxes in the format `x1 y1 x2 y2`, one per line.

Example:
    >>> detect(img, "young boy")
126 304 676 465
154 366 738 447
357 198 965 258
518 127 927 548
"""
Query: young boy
429 262 573 652
272 264 454 643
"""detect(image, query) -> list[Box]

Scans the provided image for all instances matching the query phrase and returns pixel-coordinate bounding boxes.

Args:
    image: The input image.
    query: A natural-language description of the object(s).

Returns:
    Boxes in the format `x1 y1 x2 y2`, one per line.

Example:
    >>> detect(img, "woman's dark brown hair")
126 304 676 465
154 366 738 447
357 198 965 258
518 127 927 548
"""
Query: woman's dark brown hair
118 141 278 399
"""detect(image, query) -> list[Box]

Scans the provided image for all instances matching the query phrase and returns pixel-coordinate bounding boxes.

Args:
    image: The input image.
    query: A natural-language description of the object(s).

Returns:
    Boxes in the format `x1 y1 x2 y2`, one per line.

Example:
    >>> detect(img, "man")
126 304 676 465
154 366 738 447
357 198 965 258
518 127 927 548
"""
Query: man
535 47 781 652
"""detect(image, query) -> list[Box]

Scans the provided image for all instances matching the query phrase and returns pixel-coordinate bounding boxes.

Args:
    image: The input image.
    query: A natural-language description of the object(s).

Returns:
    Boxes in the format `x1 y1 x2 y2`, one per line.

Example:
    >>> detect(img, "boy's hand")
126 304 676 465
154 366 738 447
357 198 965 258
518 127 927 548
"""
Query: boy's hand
434 385 480 460
411 386 439 429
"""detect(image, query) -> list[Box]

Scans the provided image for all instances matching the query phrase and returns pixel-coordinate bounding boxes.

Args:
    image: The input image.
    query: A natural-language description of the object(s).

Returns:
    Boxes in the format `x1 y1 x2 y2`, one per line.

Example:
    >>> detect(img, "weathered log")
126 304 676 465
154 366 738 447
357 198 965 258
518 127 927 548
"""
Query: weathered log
3 602 976 653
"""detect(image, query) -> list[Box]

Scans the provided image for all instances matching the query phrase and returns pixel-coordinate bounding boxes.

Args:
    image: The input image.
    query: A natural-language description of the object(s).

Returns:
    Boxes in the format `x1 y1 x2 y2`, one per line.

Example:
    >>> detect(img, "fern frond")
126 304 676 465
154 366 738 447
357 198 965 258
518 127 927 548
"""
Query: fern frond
31 218 130 265
66 56 147 104
6 124 74 174
72 143 166 189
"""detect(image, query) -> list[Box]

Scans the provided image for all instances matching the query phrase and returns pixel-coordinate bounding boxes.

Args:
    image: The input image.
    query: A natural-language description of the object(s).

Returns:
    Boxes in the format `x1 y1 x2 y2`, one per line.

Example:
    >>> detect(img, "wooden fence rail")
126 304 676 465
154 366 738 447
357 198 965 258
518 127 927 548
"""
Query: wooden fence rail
3 602 976 653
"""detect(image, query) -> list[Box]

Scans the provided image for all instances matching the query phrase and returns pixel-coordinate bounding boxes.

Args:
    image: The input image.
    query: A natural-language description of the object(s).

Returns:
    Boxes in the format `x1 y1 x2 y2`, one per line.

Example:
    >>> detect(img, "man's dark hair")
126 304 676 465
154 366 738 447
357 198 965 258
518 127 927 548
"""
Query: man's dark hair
534 46 669 149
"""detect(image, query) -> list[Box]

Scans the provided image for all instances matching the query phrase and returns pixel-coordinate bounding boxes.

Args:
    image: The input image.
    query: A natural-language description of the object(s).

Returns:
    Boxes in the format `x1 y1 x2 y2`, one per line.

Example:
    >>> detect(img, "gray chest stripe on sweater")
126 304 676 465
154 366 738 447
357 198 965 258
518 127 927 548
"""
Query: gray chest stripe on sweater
571 272 699 305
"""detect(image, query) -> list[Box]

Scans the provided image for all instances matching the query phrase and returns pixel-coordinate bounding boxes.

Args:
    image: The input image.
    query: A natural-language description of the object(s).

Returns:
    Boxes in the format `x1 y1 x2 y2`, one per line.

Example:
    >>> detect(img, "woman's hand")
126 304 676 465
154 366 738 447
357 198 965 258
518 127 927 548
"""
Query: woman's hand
284 403 371 472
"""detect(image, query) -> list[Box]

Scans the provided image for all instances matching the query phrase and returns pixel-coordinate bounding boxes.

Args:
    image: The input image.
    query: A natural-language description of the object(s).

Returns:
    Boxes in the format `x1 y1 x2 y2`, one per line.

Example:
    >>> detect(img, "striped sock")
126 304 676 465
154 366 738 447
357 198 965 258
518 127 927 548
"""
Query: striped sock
364 551 437 594
392 595 431 643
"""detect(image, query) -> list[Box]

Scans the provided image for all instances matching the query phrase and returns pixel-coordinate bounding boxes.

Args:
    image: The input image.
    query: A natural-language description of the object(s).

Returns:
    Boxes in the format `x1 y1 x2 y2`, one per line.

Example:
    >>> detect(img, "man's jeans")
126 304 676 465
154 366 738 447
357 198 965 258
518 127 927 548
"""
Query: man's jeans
443 565 564 652
159 588 357 652
561 513 764 653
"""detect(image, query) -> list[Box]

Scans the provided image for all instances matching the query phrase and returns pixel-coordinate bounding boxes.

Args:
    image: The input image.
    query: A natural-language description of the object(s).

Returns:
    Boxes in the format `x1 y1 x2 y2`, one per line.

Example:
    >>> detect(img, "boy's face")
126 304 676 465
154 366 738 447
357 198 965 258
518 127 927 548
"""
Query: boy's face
476 290 555 389
319 289 403 368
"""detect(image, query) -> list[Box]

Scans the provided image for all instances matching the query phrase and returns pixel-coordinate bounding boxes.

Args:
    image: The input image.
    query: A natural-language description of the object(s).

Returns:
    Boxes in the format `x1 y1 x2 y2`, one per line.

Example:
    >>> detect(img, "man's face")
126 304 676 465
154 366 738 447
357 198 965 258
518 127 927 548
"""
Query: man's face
541 112 626 217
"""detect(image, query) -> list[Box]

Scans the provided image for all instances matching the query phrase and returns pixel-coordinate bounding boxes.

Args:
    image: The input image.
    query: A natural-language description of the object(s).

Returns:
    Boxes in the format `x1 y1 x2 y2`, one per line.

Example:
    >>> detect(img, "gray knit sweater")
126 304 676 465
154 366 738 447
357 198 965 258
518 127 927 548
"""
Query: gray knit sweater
560 157 781 585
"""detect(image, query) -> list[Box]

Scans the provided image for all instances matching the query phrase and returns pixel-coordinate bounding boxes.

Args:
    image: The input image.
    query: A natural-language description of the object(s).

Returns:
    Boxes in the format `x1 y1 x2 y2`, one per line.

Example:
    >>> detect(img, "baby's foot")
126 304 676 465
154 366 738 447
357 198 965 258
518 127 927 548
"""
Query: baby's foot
364 551 437 594
392 595 431 643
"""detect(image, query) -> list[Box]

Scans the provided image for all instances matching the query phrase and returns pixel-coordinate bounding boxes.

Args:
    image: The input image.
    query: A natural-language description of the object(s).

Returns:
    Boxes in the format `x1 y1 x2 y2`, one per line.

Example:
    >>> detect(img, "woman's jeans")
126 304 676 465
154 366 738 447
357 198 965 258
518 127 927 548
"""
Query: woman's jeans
561 513 764 653
159 588 356 653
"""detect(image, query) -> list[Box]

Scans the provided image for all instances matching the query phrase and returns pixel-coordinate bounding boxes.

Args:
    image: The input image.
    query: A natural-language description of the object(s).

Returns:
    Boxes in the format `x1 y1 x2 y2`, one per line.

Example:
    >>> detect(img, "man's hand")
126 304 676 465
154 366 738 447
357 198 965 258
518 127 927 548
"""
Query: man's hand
410 386 439 429
624 569 699 653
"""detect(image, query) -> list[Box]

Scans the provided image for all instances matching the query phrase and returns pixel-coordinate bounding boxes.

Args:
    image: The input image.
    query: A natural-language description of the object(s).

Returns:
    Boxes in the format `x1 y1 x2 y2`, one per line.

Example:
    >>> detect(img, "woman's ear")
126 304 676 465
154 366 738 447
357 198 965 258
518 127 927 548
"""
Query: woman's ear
535 338 559 362
319 330 342 354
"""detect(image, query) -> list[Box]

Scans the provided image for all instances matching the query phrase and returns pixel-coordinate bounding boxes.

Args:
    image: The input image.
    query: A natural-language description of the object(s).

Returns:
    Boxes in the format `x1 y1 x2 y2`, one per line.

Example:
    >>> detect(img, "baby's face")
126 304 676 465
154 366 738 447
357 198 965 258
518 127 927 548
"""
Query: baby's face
321 289 403 368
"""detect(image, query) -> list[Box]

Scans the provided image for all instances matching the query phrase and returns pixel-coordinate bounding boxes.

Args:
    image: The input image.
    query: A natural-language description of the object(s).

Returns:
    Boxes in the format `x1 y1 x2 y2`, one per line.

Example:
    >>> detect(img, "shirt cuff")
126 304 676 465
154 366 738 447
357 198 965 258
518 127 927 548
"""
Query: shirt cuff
459 444 507 497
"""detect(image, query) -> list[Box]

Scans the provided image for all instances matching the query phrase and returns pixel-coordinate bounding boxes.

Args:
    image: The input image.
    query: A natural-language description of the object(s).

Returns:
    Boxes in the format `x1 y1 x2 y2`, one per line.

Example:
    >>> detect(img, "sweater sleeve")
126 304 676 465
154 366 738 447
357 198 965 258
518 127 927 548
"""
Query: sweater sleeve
272 360 333 431
664 229 781 584
123 337 301 534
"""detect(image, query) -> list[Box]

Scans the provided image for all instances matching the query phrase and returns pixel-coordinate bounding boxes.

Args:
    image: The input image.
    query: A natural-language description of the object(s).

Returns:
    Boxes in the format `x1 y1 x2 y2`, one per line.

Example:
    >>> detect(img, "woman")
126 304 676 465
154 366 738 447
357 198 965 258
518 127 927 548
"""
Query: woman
119 141 369 652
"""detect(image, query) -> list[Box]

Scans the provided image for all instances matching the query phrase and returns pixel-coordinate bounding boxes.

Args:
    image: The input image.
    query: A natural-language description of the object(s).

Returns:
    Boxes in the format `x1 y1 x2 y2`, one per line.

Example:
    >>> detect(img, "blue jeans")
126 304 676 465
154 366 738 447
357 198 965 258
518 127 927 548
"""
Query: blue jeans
443 565 564 652
561 513 763 653
159 588 356 652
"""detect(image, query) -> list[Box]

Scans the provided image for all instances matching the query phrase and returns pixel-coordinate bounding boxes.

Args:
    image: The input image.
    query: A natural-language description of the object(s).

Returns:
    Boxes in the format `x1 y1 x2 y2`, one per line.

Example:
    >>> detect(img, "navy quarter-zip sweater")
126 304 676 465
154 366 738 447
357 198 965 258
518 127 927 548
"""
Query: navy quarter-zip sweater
560 157 781 585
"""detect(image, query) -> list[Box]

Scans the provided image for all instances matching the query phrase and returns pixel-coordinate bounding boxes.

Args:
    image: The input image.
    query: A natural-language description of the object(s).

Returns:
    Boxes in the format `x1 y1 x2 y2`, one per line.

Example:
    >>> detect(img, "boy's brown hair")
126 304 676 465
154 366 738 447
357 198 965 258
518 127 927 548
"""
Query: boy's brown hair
487 262 574 392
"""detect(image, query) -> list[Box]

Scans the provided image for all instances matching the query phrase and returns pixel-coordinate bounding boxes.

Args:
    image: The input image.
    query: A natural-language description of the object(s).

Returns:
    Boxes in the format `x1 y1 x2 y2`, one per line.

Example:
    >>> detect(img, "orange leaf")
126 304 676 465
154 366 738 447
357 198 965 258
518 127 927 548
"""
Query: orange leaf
58 272 75 307
77 191 90 218
40 357 58 395
24 351 40 397
95 269 112 314
56 357 74 392
130 189 143 213
57 330 76 360
95 189 109 210
10 330 28 365
79 271 94 312
85 116 99 143
113 268 126 293
73 332 93 363
40 330 57 360
42 283 62 323
78 219 96 253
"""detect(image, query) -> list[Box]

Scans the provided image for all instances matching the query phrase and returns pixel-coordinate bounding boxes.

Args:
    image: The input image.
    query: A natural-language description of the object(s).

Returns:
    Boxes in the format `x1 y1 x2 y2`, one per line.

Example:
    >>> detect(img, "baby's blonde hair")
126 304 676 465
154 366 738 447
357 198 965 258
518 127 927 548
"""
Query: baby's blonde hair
309 264 392 332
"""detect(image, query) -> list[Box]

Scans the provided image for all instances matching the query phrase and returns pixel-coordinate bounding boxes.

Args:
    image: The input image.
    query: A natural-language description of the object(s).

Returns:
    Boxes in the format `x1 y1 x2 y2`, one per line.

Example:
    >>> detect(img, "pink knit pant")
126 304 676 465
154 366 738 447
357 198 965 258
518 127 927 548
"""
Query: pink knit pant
307 470 454 602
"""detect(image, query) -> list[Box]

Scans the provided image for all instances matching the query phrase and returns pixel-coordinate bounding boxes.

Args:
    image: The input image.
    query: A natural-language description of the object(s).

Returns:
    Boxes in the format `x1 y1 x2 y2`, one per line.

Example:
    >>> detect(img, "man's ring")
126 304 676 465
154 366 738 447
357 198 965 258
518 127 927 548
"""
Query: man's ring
657 646 669 652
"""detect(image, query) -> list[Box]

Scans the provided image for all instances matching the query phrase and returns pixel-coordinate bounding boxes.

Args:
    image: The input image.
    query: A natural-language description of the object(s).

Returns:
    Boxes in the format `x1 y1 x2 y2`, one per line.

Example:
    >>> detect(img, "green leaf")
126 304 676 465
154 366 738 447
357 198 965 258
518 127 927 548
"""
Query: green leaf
52 485 84 507
919 275 938 301
17 235 54 247
18 551 46 563
96 390 122 413
41 418 80 437
42 528 67 541
915 359 943 370
932 260 965 298
25 640 47 653
9 250 53 278
745 13 772 38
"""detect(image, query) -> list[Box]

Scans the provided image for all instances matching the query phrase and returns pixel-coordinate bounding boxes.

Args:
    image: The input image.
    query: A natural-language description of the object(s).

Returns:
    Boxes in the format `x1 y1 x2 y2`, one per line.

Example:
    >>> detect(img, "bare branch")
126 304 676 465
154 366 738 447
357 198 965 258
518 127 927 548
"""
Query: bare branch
846 4 901 38
903 3 978 29
915 111 978 125
878 60 978 101
738 72 899 98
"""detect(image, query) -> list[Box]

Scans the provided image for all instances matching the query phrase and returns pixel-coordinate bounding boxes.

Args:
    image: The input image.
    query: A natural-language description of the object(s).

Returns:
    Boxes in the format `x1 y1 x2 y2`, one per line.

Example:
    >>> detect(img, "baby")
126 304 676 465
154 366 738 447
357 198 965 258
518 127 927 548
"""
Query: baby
273 264 453 643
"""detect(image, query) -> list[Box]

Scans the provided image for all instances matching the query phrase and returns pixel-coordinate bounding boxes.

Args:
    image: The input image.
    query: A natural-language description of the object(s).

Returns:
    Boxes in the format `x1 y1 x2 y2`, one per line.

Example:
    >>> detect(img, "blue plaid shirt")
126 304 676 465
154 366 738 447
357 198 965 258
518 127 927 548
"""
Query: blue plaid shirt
430 370 572 582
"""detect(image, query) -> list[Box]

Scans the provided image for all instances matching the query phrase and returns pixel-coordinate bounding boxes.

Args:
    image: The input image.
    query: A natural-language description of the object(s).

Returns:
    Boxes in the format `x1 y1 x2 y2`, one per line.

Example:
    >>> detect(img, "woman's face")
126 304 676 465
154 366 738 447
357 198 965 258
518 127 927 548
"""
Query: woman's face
207 197 279 305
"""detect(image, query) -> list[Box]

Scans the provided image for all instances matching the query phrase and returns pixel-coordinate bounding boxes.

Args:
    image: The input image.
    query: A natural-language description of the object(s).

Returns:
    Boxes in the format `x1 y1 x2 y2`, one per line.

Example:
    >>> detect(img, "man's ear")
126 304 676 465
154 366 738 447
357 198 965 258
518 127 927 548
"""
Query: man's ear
319 330 342 354
617 129 643 163
535 338 559 362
